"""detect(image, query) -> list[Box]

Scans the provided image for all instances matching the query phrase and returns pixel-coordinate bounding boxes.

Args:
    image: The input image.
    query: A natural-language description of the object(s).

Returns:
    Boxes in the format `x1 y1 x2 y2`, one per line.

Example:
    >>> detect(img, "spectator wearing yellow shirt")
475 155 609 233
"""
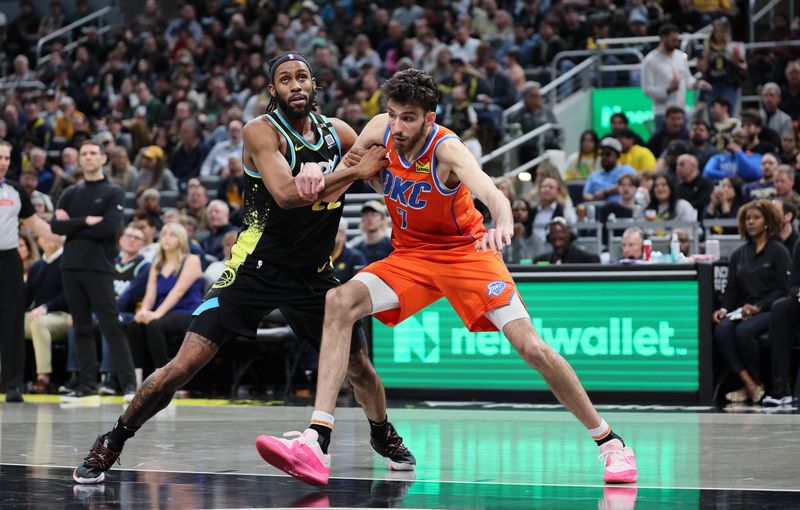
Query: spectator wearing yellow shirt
693 0 735 19
357 73 382 118
617 129 657 173
54 97 85 140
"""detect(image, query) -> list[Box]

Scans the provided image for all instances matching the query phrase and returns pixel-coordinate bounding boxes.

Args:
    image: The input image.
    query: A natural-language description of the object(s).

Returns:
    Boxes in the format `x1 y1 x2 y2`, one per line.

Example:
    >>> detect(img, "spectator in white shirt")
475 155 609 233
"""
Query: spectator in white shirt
200 120 244 177
448 24 481 65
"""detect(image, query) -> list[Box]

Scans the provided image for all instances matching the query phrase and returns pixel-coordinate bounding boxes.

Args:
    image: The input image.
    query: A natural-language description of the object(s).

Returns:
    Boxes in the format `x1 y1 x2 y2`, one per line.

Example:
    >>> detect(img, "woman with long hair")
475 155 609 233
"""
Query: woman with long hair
18 232 41 281
127 223 203 376
704 176 744 234
527 161 573 208
646 172 697 221
133 145 178 193
564 130 600 180
712 200 791 403
108 146 139 192
698 18 747 116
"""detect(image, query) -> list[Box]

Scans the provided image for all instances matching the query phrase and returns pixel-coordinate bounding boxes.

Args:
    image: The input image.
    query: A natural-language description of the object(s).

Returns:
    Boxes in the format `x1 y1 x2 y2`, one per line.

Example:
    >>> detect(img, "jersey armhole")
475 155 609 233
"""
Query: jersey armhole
263 114 296 172
431 134 462 196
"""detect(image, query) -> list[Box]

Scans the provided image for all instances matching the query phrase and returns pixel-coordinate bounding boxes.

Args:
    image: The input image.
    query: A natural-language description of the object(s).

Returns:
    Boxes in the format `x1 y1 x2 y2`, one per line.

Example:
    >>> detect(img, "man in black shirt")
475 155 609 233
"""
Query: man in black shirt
676 154 714 214
0 141 58 403
51 141 137 400
73 54 414 485
535 217 600 264
773 199 799 254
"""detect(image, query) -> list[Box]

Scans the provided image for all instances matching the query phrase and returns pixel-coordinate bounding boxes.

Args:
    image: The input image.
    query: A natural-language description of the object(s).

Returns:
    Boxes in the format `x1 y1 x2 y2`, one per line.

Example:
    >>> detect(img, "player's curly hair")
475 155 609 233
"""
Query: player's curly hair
736 199 783 242
381 69 439 113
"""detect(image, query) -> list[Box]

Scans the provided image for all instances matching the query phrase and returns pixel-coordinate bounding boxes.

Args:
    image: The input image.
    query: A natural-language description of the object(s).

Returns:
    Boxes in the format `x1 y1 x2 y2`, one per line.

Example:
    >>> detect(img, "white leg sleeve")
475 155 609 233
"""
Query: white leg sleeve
484 291 529 331
351 272 400 314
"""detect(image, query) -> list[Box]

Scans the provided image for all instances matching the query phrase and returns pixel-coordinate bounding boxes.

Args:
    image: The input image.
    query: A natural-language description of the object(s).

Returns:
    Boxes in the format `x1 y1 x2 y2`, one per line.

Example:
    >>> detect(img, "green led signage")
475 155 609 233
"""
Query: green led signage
592 87 695 142
372 280 699 391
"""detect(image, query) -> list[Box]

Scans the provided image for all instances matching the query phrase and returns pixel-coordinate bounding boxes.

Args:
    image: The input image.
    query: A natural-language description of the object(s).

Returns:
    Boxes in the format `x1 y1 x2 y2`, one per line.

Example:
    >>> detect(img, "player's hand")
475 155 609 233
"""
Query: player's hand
296 162 325 201
85 216 103 225
355 144 388 179
342 147 366 167
477 222 513 253
55 209 70 220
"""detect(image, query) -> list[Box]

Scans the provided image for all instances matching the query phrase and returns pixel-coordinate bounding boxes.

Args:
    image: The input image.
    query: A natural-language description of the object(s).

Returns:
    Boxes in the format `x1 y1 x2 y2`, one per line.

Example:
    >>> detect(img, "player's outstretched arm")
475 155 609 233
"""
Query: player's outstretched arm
315 114 390 201
436 138 513 253
244 118 319 209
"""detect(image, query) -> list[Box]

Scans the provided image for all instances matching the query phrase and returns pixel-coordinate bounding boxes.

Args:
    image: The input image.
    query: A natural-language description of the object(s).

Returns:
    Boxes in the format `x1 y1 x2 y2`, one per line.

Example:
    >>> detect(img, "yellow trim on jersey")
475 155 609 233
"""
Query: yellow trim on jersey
227 226 262 271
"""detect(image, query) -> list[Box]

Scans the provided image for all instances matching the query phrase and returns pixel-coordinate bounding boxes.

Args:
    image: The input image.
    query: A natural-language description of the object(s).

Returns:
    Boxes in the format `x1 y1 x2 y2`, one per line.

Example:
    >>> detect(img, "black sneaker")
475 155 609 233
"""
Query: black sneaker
73 434 122 484
370 421 416 471
5 386 24 403
98 374 120 396
61 385 100 402
59 373 79 395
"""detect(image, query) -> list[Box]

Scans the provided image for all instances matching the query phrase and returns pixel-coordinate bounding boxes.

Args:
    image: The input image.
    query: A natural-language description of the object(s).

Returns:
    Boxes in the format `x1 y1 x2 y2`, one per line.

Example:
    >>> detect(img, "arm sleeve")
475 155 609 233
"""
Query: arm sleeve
702 154 725 180
13 182 35 219
199 145 217 176
50 187 88 235
641 59 669 102
44 290 68 314
72 186 124 240
735 151 762 182
790 243 800 298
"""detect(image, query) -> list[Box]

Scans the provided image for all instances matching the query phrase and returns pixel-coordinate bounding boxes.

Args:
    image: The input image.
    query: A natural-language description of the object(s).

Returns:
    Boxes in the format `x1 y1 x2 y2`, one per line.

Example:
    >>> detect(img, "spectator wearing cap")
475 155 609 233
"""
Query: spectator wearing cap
703 127 763 182
200 120 244 177
170 119 210 187
332 218 367 283
201 200 236 260
133 145 178 193
352 200 393 264
760 83 793 137
642 24 712 128
535 217 600 264
772 199 799 254
507 81 561 161
583 137 637 202
676 154 714 214
688 120 718 170
743 153 779 202
617 129 657 174
647 106 690 157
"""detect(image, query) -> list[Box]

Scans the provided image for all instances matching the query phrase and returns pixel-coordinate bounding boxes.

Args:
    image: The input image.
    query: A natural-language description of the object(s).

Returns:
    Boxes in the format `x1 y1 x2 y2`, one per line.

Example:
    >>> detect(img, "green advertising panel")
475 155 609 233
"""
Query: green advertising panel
372 280 699 391
592 87 695 142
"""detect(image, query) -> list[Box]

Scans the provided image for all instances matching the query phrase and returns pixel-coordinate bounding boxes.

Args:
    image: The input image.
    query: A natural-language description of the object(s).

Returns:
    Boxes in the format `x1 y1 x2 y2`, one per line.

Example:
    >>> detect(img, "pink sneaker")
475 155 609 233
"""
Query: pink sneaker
598 439 638 484
256 429 331 486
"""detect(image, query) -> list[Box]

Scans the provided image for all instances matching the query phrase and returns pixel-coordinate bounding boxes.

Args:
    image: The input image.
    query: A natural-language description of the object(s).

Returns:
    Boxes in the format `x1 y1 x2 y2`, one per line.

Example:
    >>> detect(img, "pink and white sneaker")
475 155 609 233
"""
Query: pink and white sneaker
598 439 638 484
256 429 331 486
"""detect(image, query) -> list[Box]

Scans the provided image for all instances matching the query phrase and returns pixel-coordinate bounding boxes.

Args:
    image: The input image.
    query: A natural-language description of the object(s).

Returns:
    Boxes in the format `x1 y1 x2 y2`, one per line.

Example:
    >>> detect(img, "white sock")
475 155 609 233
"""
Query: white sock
588 419 610 441
310 410 336 430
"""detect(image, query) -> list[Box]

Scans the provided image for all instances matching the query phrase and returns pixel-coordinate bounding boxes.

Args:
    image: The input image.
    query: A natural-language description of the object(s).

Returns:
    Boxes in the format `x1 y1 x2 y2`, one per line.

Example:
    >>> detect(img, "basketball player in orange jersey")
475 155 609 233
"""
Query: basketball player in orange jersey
256 69 638 486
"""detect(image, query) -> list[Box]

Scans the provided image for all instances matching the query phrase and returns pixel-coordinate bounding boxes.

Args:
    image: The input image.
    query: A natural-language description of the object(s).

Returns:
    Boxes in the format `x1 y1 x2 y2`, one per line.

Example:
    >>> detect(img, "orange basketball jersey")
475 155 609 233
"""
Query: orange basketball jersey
380 123 486 250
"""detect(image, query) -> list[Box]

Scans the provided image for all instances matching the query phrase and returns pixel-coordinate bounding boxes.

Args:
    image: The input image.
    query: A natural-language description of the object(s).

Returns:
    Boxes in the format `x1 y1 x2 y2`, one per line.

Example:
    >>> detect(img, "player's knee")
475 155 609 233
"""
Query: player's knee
518 339 551 368
325 286 357 320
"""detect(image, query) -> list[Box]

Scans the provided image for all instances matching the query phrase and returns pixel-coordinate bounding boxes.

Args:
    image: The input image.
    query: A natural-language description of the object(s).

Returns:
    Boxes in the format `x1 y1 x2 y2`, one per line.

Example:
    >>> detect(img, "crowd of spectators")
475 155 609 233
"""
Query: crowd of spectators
1 1 799 403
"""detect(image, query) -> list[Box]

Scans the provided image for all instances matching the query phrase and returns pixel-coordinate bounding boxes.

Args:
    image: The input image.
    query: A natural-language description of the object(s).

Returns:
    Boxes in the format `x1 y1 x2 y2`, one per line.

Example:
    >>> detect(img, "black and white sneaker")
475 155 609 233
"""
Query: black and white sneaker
98 374 120 396
370 422 416 471
73 434 123 484
58 373 79 395
61 385 100 402
762 395 794 406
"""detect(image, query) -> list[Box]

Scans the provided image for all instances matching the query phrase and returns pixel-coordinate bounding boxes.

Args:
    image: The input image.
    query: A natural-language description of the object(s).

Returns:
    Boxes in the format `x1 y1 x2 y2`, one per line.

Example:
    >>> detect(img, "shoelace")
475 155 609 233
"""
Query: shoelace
84 442 121 470
283 431 307 445
597 447 628 466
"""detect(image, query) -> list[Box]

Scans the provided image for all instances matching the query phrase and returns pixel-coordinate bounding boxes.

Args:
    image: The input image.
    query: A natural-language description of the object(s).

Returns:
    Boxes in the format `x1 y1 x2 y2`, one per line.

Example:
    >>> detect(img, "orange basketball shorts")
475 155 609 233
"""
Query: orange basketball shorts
360 243 517 332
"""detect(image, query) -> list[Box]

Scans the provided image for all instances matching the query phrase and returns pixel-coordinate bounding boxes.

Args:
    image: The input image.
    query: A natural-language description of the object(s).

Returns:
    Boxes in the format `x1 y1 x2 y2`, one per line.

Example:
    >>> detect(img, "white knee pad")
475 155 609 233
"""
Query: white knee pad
351 272 400 314
485 291 529 331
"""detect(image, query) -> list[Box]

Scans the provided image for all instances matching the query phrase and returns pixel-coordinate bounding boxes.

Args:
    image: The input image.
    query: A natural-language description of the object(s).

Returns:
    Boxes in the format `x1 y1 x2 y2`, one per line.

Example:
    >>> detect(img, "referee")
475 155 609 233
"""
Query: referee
0 141 58 403
51 141 136 398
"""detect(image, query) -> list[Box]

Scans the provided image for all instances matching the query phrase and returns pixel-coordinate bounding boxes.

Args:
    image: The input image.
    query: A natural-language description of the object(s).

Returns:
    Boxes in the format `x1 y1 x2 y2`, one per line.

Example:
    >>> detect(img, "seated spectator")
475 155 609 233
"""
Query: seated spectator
342 34 383 77
712 200 791 403
442 85 477 136
647 106 689 157
645 172 698 221
507 81 560 161
128 223 203 376
743 152 779 202
760 83 794 137
531 177 576 239
133 145 178 193
618 226 645 261
200 120 244 177
764 243 800 406
774 165 800 207
535 217 600 264
741 109 780 154
527 162 573 207
181 180 210 231
779 129 798 165
687 120 718 170
28 147 54 195
204 230 239 287
18 232 41 280
351 200 393 264
656 140 689 175
217 156 246 223
583 137 637 202
54 96 85 141
618 129 657 173
609 112 645 146
703 128 763 182
709 97 740 152
599 173 642 225
676 154 714 214
201 200 236 260
134 188 164 230
25 234 69 394
772 199 799 254
505 198 545 264
564 130 600 180
132 215 160 263
475 54 518 110
779 60 800 122
170 120 210 188
704 177 744 234
331 219 366 283
19 167 54 214
107 146 139 193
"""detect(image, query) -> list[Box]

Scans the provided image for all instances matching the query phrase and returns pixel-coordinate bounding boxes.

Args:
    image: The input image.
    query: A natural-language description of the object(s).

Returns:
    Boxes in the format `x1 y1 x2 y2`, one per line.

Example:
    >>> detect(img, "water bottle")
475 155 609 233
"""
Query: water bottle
670 232 680 263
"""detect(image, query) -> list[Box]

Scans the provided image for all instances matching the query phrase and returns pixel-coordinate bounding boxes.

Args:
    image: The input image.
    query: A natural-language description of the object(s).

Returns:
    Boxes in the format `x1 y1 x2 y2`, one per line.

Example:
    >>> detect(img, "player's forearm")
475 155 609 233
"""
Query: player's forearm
486 189 513 228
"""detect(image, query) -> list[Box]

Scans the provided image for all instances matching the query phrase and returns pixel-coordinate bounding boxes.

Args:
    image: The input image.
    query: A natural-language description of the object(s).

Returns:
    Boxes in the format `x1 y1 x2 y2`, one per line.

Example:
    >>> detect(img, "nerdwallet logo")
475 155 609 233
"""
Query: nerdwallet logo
391 314 688 363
